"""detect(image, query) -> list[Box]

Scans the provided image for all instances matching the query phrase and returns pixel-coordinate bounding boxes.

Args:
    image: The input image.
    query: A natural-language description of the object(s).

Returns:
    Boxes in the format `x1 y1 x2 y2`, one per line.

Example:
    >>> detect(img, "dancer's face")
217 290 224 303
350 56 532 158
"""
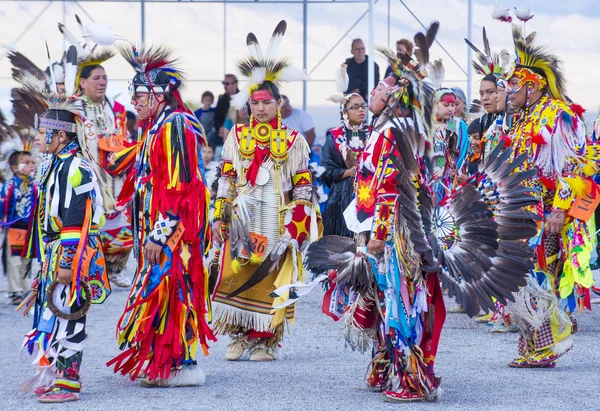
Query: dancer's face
249 90 280 123
507 77 528 109
369 82 391 116
344 95 366 125
479 79 498 113
80 67 107 103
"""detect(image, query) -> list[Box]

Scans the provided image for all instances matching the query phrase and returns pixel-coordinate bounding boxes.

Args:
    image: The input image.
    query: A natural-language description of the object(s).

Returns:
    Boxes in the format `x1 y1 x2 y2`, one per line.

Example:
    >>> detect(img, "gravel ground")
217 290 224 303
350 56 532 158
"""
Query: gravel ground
1 261 599 411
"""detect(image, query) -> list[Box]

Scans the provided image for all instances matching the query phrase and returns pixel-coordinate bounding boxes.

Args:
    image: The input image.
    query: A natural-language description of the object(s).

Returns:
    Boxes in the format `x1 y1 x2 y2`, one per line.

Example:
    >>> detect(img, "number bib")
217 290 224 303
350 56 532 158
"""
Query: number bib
241 232 268 259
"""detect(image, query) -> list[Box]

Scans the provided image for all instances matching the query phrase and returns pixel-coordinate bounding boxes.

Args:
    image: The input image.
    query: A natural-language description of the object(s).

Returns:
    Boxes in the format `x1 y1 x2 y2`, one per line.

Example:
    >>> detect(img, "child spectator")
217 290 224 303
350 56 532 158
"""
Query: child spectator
194 91 217 147
0 150 35 305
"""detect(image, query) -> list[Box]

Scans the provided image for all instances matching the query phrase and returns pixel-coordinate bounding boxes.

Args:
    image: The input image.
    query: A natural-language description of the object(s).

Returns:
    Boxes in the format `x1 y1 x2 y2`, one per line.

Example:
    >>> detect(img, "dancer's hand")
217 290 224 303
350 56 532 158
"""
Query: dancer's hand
546 210 566 234
213 221 228 246
57 268 73 285
145 241 163 266
367 239 385 257
343 167 356 179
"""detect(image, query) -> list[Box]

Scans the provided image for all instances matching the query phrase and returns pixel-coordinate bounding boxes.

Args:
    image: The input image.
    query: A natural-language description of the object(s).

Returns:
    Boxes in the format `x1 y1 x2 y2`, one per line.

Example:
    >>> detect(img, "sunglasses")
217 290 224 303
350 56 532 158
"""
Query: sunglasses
222 81 238 86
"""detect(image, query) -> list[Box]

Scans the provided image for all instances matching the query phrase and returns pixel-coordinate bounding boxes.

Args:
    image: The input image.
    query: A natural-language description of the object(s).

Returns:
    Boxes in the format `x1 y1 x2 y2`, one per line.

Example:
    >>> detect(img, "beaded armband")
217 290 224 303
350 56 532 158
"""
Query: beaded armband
221 160 236 178
292 169 312 186
370 195 396 242
149 212 180 246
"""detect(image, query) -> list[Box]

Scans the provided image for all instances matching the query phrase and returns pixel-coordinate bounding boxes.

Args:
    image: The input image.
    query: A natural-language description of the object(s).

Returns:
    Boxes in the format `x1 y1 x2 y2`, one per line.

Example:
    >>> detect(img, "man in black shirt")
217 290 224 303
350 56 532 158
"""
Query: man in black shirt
214 74 239 144
345 39 380 101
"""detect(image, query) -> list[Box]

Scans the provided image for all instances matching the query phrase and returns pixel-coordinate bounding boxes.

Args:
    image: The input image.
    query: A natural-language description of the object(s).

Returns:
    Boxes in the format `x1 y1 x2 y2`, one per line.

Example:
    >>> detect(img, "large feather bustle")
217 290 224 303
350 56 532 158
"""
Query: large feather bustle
7 51 47 84
511 25 567 101
431 144 539 317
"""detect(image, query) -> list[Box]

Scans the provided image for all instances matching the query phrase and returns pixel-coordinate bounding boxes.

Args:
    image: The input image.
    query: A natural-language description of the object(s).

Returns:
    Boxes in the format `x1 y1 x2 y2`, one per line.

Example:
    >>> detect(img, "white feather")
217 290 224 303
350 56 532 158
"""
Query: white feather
327 94 347 104
335 64 349 93
246 39 264 61
492 4 512 21
230 88 250 110
265 35 283 61
514 7 534 21
251 67 267 85
0 137 24 159
52 64 65 83
499 49 511 72
85 23 117 46
278 65 308 82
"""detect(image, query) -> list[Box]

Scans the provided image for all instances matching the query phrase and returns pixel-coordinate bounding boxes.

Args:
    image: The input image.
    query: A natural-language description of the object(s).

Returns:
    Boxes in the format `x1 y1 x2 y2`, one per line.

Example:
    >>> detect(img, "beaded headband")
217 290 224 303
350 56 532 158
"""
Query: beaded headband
34 113 78 133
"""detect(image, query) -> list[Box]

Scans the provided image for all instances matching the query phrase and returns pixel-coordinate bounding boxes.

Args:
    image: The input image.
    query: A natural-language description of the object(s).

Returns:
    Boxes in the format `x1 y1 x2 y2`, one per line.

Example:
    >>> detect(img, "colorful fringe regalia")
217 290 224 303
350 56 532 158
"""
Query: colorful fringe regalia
505 25 595 368
107 107 214 381
22 139 110 396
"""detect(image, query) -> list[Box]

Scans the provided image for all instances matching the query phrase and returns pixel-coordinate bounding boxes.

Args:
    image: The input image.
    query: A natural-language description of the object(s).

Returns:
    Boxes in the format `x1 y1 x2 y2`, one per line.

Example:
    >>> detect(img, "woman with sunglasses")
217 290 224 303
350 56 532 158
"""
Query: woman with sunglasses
321 88 368 238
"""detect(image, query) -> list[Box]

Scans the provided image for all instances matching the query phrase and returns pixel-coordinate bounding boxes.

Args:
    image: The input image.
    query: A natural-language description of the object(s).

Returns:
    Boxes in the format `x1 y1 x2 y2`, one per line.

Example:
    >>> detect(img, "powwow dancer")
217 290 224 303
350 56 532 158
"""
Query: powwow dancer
60 17 133 288
18 46 112 403
321 64 369 239
211 21 318 362
107 45 214 387
505 26 595 368
464 27 516 331
302 22 539 402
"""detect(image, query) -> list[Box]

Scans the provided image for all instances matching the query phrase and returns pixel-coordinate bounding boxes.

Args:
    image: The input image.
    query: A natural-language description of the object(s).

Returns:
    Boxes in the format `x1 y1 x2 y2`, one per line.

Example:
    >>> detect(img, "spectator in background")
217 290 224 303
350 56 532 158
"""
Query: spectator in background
385 38 414 78
345 39 380 101
126 110 138 140
280 95 316 147
194 91 217 146
451 87 468 121
214 74 239 146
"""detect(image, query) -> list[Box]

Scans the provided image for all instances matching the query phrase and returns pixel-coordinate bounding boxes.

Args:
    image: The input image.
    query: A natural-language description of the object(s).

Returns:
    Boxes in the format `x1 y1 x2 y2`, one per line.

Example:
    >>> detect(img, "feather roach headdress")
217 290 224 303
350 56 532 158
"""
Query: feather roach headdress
231 20 308 110
505 25 566 100
15 47 115 210
120 45 184 96
376 22 439 142
465 27 511 79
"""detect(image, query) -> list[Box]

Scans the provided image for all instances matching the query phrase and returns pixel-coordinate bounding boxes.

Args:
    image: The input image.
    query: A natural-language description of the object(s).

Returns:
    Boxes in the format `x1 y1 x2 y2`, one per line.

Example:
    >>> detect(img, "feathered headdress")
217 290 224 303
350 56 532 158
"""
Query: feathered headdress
58 14 117 90
120 45 184 95
376 21 439 142
231 20 308 110
505 25 566 100
465 27 511 78
15 47 115 210
328 64 352 104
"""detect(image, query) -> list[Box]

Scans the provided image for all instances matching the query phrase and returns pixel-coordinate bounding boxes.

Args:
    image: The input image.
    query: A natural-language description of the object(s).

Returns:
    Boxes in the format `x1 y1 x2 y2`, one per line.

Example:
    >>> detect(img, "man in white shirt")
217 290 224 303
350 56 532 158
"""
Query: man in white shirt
280 95 316 147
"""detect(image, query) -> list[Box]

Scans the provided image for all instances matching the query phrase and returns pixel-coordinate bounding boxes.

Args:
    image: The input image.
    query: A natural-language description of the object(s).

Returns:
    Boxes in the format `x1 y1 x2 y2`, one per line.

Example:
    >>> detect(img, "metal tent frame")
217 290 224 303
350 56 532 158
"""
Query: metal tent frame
0 0 473 110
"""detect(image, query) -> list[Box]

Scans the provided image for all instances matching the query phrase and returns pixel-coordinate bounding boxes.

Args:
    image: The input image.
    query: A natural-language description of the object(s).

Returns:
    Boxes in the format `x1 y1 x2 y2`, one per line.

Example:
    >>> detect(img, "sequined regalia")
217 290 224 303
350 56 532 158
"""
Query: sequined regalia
505 26 594 368
107 46 214 383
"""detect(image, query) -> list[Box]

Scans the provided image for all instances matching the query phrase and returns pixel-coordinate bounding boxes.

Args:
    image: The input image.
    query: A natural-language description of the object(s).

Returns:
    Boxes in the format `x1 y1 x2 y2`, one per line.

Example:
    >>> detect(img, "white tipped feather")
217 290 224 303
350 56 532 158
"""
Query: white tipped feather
58 23 85 55
52 64 65 83
45 42 58 94
265 20 287 60
246 34 264 61
335 63 349 93
278 65 308 82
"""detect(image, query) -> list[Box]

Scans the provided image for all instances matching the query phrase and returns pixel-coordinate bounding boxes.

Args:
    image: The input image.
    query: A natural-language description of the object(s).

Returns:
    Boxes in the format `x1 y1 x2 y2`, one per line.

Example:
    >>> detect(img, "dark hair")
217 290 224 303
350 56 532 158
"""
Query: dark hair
351 38 364 50
467 118 480 135
202 91 214 100
482 74 498 87
255 81 281 101
163 93 180 111
126 110 137 121
80 64 105 80
41 109 78 141
8 151 30 168
205 143 215 152
224 74 238 83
